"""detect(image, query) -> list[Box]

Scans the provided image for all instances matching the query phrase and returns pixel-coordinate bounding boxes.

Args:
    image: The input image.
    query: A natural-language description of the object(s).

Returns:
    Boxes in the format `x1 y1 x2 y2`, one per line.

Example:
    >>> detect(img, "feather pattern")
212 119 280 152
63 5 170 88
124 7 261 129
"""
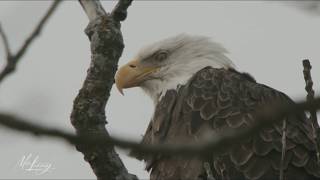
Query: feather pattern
131 67 320 180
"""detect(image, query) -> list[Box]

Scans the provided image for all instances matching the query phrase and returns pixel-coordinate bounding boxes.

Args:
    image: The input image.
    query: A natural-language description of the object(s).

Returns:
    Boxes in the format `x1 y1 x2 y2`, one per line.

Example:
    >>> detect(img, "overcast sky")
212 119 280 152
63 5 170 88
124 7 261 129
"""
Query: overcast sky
0 1 319 179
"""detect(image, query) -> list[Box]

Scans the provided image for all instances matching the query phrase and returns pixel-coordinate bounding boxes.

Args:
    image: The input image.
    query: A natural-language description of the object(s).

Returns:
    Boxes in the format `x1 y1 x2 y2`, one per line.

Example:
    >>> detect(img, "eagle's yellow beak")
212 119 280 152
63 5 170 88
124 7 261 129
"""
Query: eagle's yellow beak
115 59 159 95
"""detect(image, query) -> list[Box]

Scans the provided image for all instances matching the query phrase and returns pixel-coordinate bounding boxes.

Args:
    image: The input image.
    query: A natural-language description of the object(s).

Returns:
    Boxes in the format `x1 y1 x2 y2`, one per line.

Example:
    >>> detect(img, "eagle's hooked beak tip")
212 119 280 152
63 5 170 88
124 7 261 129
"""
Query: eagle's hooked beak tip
115 74 125 96
115 59 141 96
118 87 124 96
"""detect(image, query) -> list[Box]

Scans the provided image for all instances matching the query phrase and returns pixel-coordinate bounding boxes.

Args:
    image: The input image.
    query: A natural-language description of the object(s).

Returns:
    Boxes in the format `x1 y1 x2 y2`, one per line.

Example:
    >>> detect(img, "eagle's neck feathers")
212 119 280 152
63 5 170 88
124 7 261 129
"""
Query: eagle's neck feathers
141 57 234 104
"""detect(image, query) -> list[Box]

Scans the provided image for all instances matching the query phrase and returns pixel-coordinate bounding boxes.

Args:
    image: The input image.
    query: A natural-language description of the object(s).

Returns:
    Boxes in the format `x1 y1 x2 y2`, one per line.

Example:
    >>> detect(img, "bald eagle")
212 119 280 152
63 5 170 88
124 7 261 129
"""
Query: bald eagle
115 34 320 180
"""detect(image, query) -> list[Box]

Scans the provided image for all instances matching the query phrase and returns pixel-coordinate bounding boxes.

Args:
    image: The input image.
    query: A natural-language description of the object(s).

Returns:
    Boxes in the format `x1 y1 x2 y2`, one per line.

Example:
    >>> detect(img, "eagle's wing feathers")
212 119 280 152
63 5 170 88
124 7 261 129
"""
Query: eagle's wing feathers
131 67 320 180
183 67 319 180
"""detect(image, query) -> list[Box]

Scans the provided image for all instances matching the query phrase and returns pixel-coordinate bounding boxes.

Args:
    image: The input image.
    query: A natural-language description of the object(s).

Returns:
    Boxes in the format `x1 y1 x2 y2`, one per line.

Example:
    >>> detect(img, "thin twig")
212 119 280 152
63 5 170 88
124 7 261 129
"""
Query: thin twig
0 97 320 157
280 118 287 180
0 0 62 84
0 24 11 58
0 114 77 144
303 60 318 126
303 59 320 164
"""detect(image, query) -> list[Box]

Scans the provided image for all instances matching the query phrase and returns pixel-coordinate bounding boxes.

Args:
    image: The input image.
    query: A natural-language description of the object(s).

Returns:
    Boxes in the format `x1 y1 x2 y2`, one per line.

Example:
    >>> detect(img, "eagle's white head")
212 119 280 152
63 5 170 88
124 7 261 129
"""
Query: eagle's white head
115 34 235 104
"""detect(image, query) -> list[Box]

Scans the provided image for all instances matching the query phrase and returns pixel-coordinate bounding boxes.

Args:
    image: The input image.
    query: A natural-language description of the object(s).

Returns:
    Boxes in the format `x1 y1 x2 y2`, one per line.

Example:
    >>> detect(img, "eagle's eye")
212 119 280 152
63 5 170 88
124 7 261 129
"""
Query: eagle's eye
154 50 168 62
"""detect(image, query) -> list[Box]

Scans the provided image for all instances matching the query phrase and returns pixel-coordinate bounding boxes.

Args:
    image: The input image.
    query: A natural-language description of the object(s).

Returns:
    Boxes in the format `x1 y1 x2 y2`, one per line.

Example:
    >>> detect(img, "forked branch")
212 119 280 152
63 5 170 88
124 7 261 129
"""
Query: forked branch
71 1 135 180
0 0 62 84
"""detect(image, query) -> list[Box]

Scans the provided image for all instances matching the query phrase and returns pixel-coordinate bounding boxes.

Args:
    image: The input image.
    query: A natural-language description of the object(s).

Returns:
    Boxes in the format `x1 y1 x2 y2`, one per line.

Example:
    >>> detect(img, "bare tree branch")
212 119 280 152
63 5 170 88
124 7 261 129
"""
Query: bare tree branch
79 0 107 21
0 0 62 84
303 60 319 128
303 59 320 164
0 97 320 157
111 0 133 22
72 1 136 180
0 113 77 144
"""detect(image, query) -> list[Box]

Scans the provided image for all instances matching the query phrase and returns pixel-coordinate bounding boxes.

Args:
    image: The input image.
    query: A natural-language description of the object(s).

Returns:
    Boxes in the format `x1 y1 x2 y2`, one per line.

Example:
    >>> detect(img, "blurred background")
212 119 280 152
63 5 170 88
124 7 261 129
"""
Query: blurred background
0 1 319 179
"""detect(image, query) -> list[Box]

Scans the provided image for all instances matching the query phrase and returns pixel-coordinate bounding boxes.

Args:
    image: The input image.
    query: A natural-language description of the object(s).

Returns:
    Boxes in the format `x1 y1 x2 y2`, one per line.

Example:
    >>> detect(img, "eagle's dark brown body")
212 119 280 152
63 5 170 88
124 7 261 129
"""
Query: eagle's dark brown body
131 67 320 180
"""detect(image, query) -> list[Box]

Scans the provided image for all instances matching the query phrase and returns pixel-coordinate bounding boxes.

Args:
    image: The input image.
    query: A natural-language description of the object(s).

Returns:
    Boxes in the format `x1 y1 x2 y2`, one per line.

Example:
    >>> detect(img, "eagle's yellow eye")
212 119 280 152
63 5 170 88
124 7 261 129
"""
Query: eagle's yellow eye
154 50 168 62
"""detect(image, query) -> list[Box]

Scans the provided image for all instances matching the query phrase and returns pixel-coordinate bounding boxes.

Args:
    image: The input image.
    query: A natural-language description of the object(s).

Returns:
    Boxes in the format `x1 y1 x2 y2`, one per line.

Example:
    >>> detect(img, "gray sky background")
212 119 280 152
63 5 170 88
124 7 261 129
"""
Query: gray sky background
0 1 319 179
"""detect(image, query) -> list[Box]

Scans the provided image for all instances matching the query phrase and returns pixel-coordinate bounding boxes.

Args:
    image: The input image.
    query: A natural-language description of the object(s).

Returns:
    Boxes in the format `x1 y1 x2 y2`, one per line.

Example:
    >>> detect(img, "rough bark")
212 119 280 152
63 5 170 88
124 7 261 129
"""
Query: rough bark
71 1 136 180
